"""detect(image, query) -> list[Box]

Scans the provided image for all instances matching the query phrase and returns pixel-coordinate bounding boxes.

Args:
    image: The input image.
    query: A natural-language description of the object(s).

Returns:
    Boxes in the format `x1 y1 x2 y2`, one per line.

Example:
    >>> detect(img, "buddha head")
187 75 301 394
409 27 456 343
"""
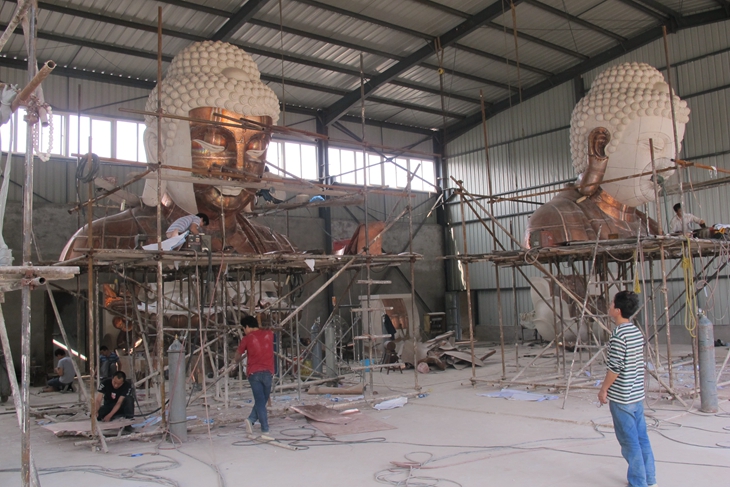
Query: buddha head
570 62 690 208
141 41 280 215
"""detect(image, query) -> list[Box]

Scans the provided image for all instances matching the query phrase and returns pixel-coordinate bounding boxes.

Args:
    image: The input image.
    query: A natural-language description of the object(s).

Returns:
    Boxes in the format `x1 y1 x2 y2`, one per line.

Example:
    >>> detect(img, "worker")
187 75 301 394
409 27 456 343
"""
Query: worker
669 203 705 234
99 345 119 380
166 212 209 239
598 291 657 487
96 371 134 422
234 315 274 434
42 348 75 392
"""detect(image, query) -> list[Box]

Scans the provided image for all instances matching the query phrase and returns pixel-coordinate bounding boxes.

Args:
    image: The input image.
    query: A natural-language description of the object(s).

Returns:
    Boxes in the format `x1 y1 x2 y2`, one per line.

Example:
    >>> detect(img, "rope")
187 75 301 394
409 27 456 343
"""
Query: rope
682 236 698 337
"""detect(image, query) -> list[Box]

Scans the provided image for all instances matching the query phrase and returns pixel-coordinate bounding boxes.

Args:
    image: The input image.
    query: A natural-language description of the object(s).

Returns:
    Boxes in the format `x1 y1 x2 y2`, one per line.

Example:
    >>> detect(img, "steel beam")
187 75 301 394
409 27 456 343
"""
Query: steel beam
211 0 270 41
323 0 520 125
523 0 627 42
411 0 588 60
4 2 482 112
293 0 549 77
444 7 730 142
614 0 675 22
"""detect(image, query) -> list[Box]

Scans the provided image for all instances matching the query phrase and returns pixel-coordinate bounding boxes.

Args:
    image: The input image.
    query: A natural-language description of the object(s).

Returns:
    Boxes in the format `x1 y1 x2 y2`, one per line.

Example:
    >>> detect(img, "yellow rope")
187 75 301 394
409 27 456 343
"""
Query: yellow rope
682 237 698 337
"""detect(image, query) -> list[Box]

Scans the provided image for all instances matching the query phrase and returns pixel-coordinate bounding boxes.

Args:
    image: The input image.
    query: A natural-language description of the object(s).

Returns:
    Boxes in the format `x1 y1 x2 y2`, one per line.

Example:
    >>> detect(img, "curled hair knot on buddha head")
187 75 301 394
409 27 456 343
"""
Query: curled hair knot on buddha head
570 62 690 175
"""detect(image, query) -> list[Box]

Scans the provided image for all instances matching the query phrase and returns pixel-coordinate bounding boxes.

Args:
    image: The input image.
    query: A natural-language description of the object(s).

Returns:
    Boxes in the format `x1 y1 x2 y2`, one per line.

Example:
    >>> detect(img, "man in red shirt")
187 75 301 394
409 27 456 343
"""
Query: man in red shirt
234 315 274 433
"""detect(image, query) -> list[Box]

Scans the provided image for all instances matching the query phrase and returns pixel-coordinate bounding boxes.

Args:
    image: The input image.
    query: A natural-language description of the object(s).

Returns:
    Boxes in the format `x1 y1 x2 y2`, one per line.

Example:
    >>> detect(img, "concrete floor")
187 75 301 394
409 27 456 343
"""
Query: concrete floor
1 344 729 487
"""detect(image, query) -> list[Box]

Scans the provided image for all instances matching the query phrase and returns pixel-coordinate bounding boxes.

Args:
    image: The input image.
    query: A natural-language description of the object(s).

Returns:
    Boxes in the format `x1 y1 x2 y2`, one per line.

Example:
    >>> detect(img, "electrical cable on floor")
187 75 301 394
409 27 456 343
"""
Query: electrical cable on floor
0 455 181 487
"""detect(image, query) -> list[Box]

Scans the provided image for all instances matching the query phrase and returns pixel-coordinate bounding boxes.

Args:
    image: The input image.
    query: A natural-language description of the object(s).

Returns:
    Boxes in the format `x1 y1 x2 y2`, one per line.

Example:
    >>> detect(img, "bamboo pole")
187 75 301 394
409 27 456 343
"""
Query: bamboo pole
155 7 167 430
0 305 41 487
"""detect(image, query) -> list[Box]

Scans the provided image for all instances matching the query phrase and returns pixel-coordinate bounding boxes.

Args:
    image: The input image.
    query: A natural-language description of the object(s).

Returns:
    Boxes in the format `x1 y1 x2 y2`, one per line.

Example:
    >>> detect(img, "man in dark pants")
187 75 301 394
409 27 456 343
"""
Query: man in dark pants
234 315 274 434
96 371 134 422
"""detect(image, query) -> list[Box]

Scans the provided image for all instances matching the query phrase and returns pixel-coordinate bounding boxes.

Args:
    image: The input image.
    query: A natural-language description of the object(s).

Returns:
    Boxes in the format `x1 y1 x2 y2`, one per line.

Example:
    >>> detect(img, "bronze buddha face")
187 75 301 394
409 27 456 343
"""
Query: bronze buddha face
189 107 272 214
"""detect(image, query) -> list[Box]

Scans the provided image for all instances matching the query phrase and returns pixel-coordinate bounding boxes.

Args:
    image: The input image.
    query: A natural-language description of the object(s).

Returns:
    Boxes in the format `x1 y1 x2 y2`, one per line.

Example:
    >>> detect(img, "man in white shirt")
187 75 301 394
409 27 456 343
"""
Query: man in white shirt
670 203 705 234
166 213 209 239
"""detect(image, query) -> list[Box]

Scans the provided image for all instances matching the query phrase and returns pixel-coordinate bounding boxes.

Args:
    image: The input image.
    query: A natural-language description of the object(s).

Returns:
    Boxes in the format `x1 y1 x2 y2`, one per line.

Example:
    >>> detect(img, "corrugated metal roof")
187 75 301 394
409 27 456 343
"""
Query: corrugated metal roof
458 25 579 75
578 1 657 40
257 1 426 57
0 0 727 133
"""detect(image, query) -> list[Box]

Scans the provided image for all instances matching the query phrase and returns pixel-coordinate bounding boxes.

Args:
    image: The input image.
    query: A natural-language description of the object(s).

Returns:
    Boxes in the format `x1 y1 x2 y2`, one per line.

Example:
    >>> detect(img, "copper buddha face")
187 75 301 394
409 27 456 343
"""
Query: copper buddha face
189 107 272 214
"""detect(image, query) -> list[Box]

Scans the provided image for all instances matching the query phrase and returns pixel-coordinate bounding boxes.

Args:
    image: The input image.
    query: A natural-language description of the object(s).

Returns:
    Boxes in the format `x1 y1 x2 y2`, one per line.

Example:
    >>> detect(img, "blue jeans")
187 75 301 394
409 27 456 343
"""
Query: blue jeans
248 371 272 432
610 400 656 487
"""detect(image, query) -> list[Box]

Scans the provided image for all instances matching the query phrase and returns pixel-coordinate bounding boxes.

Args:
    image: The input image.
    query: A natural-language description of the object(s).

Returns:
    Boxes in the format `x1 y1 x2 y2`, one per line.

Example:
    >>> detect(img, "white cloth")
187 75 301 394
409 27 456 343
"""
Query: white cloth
142 231 188 251
670 212 702 233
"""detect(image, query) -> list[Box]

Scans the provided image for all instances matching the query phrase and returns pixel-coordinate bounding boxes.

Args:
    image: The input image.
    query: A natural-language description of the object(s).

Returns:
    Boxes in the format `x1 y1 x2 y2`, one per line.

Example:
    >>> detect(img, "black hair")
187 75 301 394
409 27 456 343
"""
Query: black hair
673 203 682 213
113 371 126 381
100 345 109 352
196 213 209 226
613 291 640 319
54 348 66 357
241 315 259 329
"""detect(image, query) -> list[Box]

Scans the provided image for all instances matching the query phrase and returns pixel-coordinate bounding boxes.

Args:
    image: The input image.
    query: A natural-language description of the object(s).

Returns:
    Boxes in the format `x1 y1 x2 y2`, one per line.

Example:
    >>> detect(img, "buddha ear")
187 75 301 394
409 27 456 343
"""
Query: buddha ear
143 125 159 164
577 127 611 196
588 126 610 159
141 125 165 206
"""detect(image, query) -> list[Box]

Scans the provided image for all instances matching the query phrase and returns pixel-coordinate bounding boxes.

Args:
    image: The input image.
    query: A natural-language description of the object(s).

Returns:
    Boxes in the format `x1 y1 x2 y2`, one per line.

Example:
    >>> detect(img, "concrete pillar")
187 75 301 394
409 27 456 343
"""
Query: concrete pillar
167 337 187 442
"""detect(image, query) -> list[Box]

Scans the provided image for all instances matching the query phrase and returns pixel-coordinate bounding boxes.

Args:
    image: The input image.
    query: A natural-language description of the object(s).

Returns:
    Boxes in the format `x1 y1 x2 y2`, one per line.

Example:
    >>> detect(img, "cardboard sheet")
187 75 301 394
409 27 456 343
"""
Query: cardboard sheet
309 412 396 437
289 404 351 424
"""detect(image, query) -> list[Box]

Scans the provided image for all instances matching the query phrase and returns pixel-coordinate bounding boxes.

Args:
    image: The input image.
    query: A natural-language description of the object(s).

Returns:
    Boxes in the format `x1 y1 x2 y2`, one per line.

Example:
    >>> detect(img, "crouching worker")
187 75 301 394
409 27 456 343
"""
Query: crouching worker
96 371 134 422
43 348 75 392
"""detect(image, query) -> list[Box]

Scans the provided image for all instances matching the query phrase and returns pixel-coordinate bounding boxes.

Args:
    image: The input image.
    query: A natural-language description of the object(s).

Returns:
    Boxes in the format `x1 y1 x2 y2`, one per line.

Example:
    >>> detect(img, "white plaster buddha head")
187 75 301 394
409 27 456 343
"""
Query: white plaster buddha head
141 41 280 215
570 62 690 208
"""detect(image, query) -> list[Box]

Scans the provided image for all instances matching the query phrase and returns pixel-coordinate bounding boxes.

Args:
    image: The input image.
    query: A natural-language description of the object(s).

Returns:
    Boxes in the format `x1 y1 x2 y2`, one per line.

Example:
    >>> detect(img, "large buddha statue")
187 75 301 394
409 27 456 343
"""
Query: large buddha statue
61 41 294 260
524 62 691 248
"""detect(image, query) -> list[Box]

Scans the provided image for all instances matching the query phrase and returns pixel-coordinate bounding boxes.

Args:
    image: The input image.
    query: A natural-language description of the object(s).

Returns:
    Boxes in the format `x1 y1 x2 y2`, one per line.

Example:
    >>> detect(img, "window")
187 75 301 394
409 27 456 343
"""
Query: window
0 108 438 192
268 140 317 180
328 148 437 191
328 148 364 185
69 116 112 158
116 120 147 162
0 109 65 157
1 109 148 162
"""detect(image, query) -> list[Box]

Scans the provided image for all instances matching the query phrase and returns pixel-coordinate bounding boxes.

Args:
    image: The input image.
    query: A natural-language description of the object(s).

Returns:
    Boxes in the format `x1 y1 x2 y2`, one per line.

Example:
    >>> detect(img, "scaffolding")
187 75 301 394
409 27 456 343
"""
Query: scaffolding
451 177 730 407
0 8 440 486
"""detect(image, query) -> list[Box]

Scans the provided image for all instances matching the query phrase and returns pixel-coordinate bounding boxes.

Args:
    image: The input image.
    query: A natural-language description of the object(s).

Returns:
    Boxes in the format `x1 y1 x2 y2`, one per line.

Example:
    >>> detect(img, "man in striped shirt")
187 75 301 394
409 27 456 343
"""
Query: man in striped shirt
598 291 657 487
166 213 209 239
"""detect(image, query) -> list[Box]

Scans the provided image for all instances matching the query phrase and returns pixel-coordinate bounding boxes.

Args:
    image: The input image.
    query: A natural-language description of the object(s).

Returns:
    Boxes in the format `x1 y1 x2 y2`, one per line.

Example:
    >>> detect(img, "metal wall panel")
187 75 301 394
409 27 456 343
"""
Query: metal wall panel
443 20 730 337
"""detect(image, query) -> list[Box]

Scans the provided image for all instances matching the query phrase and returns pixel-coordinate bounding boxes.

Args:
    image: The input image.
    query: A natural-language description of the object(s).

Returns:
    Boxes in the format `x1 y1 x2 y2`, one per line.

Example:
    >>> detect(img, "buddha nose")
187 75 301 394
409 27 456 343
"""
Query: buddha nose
235 141 246 170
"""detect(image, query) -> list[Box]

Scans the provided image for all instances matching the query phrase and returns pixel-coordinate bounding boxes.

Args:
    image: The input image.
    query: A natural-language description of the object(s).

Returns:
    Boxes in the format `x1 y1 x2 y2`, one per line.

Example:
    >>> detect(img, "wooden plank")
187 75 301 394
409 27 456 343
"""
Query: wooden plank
307 384 364 395
40 418 137 437
442 350 484 366
309 412 396 437
289 404 351 424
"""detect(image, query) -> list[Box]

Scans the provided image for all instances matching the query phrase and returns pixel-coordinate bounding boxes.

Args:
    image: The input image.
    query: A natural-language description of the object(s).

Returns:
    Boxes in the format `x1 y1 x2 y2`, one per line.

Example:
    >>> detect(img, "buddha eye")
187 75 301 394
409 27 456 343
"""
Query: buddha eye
193 139 226 155
246 133 270 152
